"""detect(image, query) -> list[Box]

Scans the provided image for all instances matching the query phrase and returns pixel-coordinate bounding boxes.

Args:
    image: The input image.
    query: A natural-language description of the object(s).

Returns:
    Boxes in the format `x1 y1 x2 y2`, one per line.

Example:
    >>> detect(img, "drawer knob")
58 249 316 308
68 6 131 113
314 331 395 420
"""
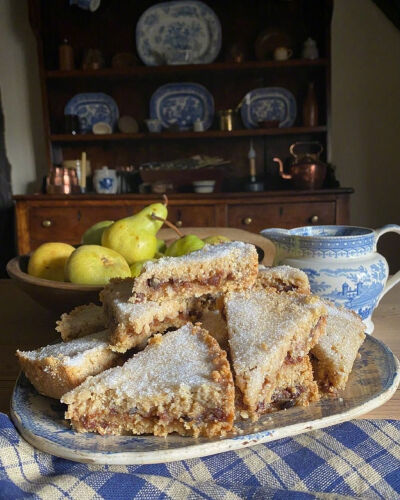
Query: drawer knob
175 220 183 228
310 215 319 224
243 217 252 225
41 220 52 228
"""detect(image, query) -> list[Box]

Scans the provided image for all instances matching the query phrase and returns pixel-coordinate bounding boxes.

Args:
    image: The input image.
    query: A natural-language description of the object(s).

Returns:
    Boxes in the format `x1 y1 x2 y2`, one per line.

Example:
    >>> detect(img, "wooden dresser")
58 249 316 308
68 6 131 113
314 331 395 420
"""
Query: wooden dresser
14 189 352 254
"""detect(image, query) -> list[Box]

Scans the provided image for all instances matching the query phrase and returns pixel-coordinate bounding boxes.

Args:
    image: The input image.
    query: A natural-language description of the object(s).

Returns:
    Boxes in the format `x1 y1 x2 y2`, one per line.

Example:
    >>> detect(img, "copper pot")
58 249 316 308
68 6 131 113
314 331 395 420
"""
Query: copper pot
273 142 327 190
46 166 81 194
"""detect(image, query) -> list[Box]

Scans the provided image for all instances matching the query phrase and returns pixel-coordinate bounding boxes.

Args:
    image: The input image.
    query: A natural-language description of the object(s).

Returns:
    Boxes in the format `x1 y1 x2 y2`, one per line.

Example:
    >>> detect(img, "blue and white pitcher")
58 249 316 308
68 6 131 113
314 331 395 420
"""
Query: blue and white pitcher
261 225 400 334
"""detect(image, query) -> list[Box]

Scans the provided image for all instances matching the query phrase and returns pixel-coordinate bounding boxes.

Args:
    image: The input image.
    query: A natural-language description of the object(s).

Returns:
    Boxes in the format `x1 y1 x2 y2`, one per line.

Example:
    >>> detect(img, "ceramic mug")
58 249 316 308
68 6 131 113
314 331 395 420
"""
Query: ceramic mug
145 119 162 133
261 224 400 334
273 47 293 61
93 166 117 194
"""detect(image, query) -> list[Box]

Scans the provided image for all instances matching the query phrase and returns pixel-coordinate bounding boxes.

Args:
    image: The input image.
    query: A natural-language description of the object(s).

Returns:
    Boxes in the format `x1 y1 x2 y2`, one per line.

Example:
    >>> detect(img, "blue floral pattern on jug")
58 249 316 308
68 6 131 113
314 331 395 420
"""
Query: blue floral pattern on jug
261 224 400 333
99 178 113 190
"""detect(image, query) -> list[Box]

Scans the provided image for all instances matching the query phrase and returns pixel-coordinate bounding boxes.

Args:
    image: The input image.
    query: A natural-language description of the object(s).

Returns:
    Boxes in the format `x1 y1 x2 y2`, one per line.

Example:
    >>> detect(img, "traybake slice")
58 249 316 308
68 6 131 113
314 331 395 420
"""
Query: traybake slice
56 303 105 341
16 331 122 399
237 356 319 418
225 290 326 419
311 301 366 394
129 241 258 304
62 323 235 437
100 278 192 353
256 265 311 295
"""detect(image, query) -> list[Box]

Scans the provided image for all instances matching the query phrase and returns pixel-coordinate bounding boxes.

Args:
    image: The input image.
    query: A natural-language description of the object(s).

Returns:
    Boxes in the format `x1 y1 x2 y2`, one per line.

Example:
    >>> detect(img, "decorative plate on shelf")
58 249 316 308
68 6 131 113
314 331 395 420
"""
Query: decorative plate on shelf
10 335 399 465
240 87 297 129
64 93 119 133
150 83 214 131
136 0 221 66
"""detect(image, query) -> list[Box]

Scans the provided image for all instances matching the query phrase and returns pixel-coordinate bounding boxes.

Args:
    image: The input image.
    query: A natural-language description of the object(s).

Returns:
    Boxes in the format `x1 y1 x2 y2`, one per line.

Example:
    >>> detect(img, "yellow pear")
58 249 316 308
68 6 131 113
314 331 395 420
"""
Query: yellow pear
65 245 131 285
101 218 157 264
28 242 75 282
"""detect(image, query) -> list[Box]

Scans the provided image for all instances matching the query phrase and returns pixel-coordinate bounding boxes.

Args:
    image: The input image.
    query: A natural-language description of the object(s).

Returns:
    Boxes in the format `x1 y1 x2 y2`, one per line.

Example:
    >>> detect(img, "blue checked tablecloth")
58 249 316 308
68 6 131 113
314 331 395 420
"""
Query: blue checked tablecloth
0 414 399 500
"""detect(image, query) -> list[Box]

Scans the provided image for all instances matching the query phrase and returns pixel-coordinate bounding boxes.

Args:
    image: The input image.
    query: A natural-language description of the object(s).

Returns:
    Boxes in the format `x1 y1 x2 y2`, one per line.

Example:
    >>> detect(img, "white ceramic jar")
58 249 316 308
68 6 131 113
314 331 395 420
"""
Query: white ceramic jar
93 166 117 194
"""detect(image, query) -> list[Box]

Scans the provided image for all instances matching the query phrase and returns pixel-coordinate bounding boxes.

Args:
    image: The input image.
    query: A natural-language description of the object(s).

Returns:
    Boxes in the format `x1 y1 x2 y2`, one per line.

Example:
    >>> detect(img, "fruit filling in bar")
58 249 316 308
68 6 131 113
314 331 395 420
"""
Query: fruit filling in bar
311 301 366 394
129 242 259 303
256 265 311 295
225 289 326 419
100 278 192 353
62 324 235 438
56 303 105 341
16 331 122 399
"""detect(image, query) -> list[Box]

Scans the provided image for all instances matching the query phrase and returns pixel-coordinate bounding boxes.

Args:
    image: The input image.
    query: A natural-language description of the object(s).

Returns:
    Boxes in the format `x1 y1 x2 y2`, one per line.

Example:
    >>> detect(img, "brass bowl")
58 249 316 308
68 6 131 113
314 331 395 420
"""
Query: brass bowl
6 255 102 314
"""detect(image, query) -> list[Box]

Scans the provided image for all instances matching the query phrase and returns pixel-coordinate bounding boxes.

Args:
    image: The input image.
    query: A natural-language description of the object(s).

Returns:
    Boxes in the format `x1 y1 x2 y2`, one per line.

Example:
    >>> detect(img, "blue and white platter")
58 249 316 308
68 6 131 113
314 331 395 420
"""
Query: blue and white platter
136 0 221 66
150 83 214 130
241 87 297 129
64 93 119 133
10 335 399 465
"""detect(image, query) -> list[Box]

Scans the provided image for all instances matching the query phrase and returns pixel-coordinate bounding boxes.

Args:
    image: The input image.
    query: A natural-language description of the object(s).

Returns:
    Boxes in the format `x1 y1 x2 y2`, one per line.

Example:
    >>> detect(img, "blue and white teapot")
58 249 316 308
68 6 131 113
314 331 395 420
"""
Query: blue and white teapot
261 225 400 334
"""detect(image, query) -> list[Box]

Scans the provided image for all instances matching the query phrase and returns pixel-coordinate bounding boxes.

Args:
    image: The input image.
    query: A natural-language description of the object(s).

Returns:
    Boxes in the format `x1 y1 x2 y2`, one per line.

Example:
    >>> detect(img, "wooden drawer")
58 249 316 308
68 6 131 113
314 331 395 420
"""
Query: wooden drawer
166 205 216 228
228 202 336 233
28 203 216 249
29 206 134 247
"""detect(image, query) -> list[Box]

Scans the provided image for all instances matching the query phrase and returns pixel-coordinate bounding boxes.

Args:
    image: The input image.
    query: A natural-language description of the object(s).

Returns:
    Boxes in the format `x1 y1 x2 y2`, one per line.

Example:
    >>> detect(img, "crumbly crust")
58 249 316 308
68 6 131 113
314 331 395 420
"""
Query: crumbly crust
311 300 366 394
129 242 258 304
101 278 191 352
225 289 326 418
62 324 235 437
16 331 122 399
237 356 319 419
256 265 311 295
56 303 105 341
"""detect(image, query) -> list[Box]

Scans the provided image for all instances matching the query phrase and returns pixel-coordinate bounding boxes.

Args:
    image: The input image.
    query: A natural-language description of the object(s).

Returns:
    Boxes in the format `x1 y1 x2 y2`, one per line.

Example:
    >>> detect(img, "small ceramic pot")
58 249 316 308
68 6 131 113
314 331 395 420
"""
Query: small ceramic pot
93 167 117 194
92 122 112 134
145 119 162 133
261 224 400 334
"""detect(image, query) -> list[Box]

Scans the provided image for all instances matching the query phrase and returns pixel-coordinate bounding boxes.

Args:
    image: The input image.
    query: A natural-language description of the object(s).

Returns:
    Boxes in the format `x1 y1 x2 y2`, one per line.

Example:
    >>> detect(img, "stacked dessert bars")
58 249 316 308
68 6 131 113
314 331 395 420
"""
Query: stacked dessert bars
16 242 366 438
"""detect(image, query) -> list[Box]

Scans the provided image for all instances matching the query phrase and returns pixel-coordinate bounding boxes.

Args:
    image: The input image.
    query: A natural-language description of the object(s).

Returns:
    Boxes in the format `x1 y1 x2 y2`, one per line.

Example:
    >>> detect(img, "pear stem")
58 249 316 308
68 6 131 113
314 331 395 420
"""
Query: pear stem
151 214 184 238
162 194 168 207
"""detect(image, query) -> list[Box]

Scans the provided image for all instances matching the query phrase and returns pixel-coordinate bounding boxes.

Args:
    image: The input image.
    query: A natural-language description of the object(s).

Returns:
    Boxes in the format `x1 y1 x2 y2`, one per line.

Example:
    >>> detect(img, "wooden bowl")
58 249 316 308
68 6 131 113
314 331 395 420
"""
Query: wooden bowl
6 255 102 314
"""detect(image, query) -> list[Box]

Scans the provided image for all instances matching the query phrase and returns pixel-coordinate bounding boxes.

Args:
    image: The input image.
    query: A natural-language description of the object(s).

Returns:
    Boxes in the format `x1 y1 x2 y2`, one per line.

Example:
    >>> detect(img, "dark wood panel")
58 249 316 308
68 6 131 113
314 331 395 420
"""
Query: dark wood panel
227 201 336 232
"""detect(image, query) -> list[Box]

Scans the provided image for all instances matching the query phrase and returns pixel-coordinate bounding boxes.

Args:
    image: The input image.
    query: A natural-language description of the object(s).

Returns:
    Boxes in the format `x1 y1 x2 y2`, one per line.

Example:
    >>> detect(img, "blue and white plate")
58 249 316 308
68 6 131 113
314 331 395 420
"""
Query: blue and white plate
10 336 399 464
150 83 214 130
136 0 221 66
64 93 119 133
240 87 297 128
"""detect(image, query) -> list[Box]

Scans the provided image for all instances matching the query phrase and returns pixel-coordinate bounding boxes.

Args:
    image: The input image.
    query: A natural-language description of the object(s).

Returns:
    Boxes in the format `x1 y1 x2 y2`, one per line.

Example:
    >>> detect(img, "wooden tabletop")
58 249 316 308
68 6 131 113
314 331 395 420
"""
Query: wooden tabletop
0 279 398 419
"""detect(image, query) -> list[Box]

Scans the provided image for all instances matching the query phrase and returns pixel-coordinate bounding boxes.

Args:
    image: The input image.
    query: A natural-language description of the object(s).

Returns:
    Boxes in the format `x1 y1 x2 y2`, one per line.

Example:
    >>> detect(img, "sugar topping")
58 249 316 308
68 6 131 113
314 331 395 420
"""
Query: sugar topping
226 290 323 374
142 241 255 274
66 324 217 399
18 330 110 366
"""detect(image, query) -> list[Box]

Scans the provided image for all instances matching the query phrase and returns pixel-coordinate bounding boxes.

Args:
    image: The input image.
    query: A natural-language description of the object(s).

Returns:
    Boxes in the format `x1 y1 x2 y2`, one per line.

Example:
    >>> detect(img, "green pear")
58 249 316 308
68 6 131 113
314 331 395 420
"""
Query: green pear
101 218 157 264
156 238 166 254
202 235 231 245
165 234 205 257
129 258 156 278
82 220 114 245
134 202 168 234
65 245 131 285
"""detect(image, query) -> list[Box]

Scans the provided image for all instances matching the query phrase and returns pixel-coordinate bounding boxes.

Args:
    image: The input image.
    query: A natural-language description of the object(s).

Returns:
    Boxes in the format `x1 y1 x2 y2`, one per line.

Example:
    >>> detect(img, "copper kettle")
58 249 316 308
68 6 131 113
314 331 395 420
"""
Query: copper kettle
273 142 327 190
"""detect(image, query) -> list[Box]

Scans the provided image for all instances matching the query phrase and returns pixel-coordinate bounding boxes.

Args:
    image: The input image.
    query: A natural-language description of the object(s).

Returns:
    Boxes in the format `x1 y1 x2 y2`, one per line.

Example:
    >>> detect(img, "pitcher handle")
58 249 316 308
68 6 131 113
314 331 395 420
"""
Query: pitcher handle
374 224 400 301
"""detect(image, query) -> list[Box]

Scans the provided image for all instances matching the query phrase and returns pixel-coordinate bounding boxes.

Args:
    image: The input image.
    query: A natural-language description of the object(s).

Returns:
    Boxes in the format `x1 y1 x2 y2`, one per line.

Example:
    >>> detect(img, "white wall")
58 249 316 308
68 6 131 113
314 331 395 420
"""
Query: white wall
0 0 46 194
331 0 400 269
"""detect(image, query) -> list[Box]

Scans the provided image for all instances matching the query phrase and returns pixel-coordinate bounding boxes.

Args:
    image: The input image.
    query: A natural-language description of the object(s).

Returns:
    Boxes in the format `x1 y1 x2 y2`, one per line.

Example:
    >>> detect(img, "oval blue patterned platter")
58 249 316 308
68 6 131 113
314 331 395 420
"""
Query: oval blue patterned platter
136 0 221 66
241 87 297 129
10 335 399 465
64 93 119 133
150 83 214 131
